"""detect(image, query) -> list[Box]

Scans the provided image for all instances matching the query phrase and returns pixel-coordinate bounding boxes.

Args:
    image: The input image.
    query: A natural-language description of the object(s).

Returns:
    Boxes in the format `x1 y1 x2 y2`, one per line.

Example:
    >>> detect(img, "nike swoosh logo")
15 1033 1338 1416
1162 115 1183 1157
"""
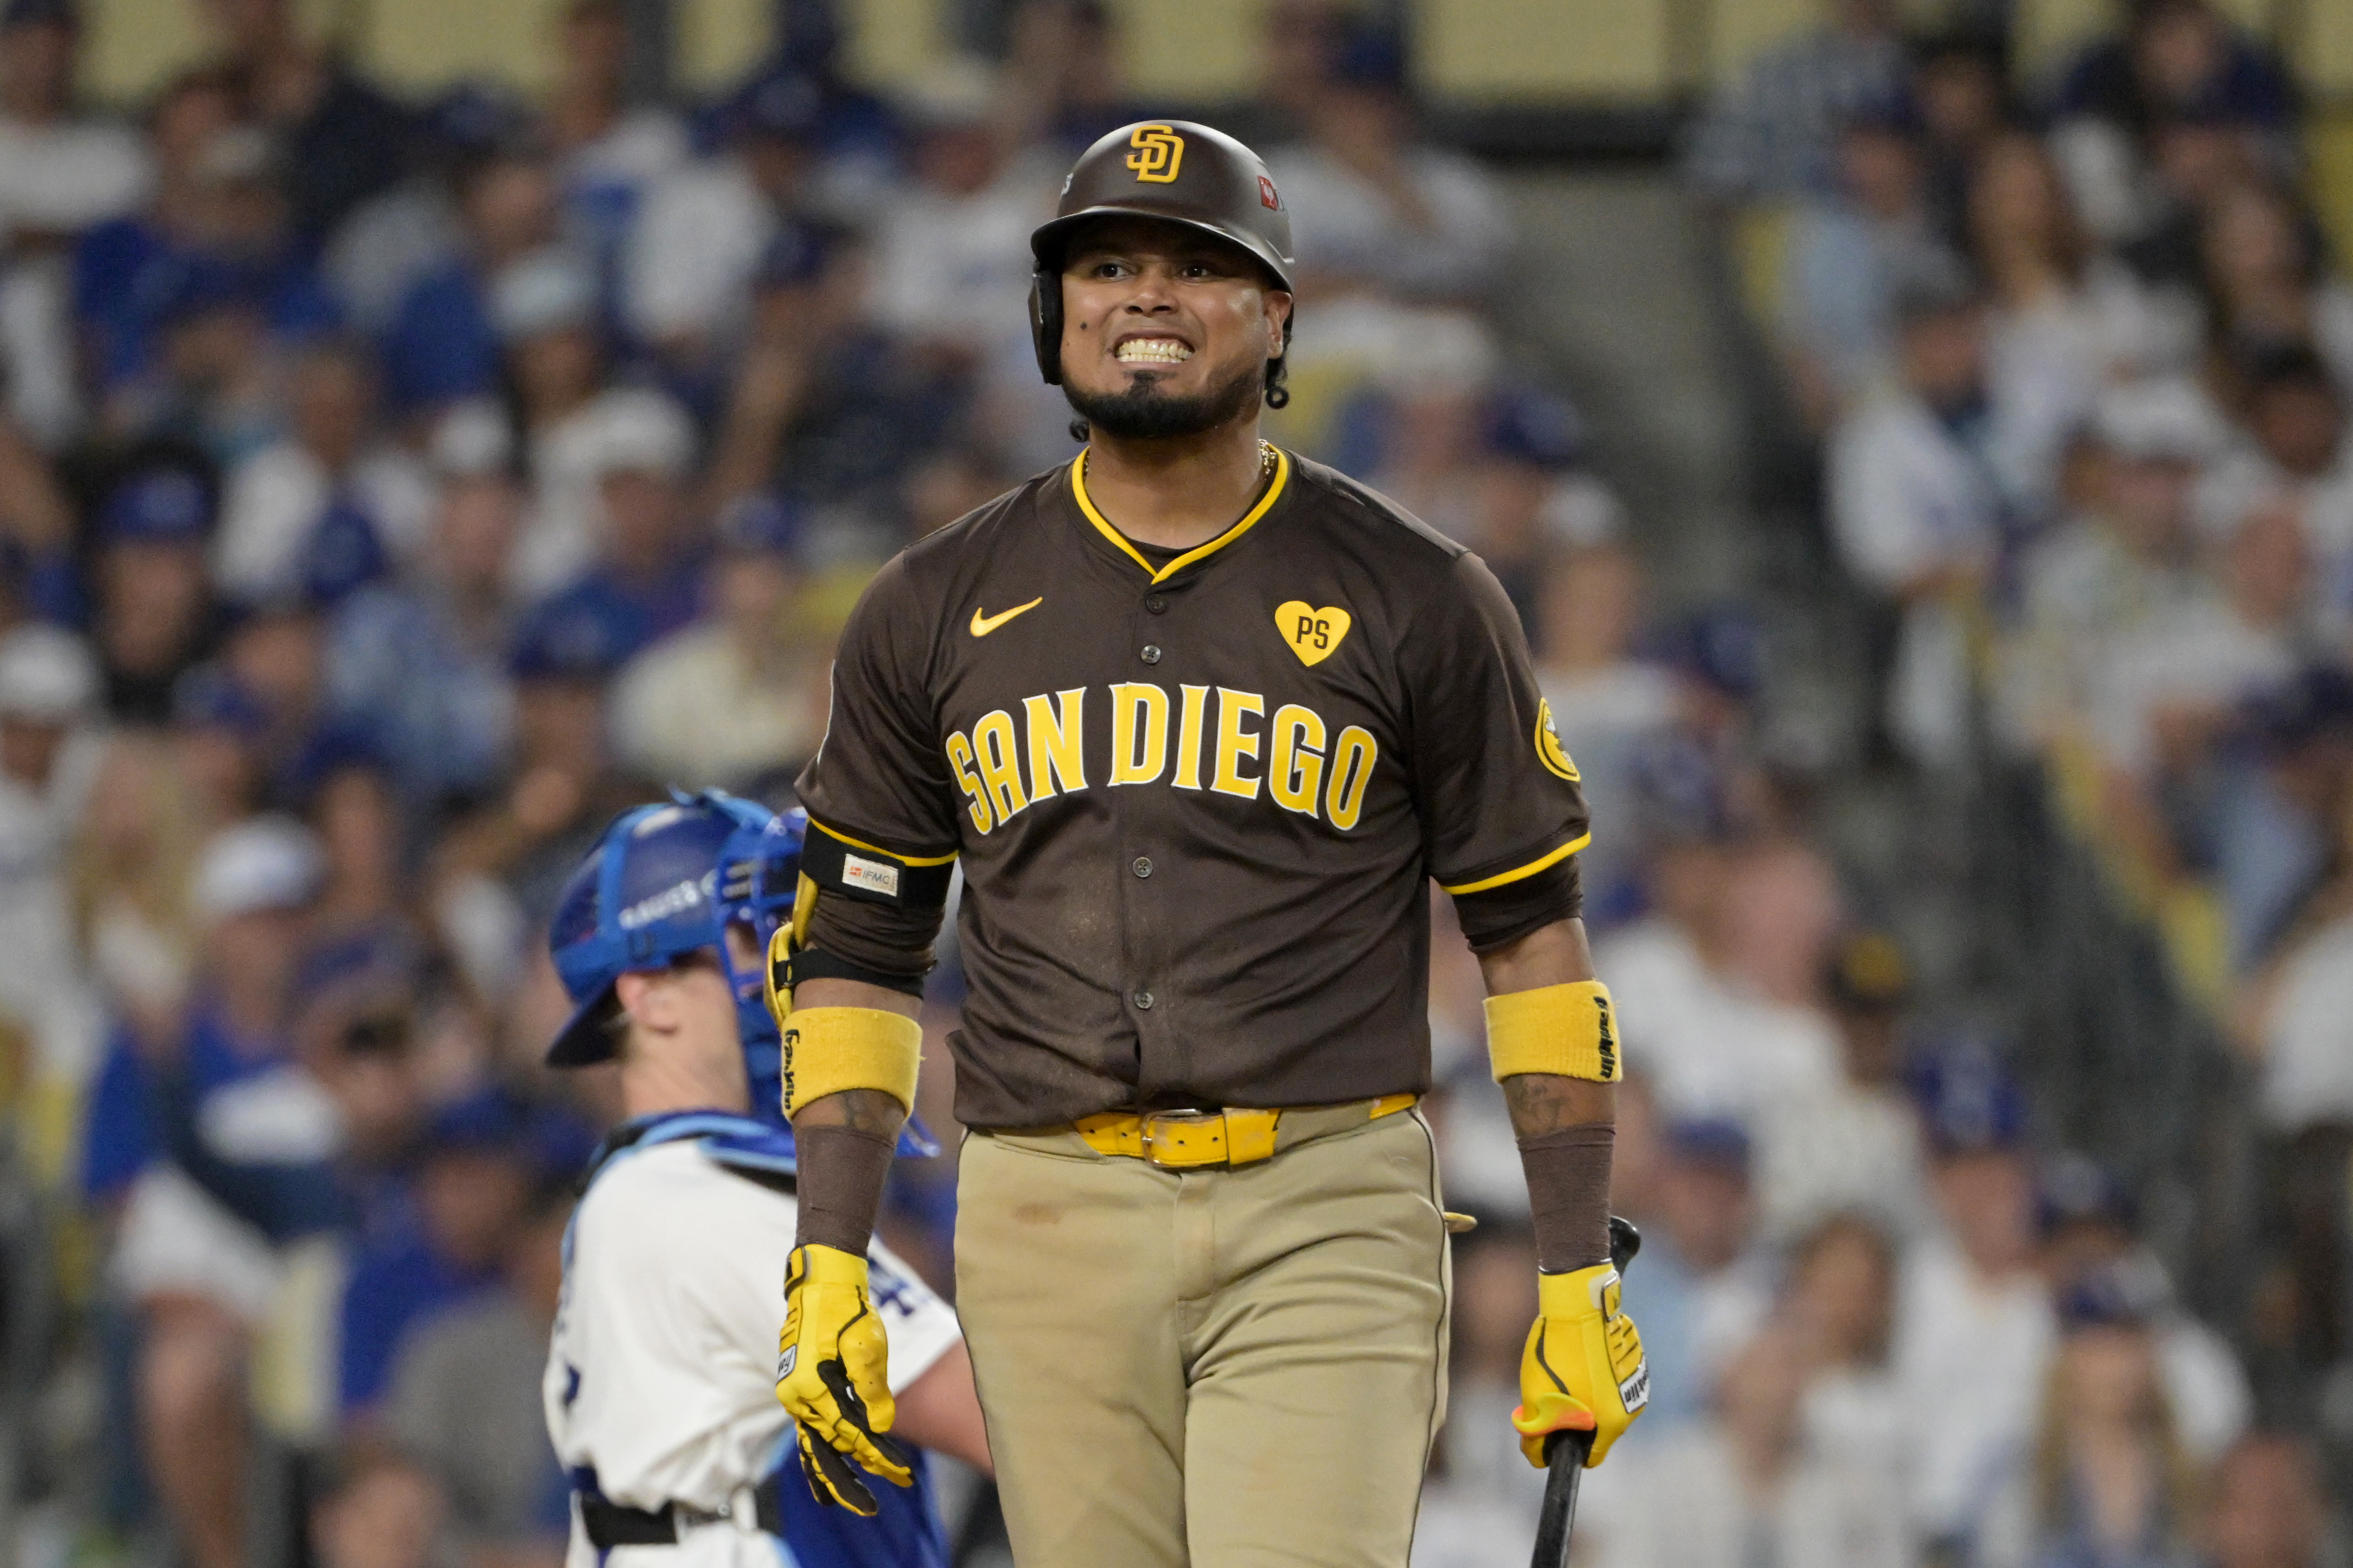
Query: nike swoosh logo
969 598 1043 637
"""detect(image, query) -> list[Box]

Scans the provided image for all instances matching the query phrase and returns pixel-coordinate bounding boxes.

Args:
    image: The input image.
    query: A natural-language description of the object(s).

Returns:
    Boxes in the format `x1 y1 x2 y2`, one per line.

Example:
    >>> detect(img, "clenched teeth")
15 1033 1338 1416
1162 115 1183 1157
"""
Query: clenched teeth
1115 339 1193 364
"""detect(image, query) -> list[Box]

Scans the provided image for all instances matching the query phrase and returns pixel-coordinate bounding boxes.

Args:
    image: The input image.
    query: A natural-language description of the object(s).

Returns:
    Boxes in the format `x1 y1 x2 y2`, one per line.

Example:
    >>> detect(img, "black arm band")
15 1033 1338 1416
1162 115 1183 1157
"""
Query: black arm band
802 822 956 911
788 947 927 999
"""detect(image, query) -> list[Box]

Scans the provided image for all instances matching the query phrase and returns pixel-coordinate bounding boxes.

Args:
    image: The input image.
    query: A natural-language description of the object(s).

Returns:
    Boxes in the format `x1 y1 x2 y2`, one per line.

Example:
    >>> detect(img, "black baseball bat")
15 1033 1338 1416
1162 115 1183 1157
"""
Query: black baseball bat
1529 1216 1640 1568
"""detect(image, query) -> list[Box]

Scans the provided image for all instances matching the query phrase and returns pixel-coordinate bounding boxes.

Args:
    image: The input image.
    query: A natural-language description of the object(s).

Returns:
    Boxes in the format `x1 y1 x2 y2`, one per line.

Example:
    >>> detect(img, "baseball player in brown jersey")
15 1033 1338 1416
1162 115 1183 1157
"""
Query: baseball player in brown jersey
764 121 1647 1562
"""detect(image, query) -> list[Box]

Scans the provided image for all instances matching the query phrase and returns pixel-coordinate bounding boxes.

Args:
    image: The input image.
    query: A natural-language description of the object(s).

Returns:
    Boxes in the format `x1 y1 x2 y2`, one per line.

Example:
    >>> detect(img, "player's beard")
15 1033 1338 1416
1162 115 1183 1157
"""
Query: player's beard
1065 357 1264 440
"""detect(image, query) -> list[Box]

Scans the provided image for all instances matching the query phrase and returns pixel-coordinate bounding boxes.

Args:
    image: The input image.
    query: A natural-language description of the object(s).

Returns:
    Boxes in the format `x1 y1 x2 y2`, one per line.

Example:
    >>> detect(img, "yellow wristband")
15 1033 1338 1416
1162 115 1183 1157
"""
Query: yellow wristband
782 1006 923 1116
1485 980 1622 1084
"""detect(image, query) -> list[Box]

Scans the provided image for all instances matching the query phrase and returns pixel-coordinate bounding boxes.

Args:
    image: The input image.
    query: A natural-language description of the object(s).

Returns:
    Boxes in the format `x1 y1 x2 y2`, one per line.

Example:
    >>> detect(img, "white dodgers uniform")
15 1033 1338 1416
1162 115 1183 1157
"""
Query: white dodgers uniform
547 1112 963 1568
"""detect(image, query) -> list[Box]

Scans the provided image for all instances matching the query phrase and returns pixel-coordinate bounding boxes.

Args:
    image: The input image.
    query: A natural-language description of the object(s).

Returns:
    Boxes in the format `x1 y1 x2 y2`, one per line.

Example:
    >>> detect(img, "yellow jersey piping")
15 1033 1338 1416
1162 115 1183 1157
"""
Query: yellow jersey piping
1438 833 1591 896
1070 446 1291 584
809 819 960 868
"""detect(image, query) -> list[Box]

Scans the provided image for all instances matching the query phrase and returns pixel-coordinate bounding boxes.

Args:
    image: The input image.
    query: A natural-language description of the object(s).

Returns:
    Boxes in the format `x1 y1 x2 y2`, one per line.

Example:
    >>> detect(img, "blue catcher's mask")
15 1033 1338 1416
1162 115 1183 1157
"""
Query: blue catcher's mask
549 791 935 1153
545 790 774 1071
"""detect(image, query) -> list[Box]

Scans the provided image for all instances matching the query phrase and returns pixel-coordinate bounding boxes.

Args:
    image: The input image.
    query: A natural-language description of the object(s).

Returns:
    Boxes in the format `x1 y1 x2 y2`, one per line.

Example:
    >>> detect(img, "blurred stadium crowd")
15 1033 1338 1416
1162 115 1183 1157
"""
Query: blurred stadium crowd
0 0 2346 1563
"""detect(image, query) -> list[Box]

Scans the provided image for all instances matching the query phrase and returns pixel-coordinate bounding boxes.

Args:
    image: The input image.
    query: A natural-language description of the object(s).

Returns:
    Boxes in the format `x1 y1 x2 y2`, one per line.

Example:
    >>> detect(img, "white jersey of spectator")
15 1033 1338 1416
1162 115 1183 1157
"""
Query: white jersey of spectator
0 109 146 236
2155 1305 2252 1462
1262 143 1511 300
1782 205 1958 404
1800 1363 1911 1500
1597 916 1841 1129
562 108 688 207
2196 443 2353 591
2088 587 2300 778
2255 909 2353 1132
609 621 825 793
546 1135 961 1568
0 626 104 1081
1996 518 2206 752
1828 386 2000 766
1594 1424 1915 1568
1539 656 1679 920
1681 23 1907 203
1892 1238 2054 1547
2045 119 2156 250
436 388 696 597
864 151 1052 357
624 155 779 349
1754 1081 1933 1248
0 252 82 444
214 439 438 599
1981 294 2105 521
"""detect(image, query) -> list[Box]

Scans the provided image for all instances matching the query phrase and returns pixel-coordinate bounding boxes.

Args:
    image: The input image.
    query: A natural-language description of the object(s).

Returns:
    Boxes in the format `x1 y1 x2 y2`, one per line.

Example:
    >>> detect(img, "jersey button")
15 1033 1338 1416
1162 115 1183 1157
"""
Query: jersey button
1141 644 1162 664
1132 857 1153 878
1145 595 1168 614
1132 989 1155 1010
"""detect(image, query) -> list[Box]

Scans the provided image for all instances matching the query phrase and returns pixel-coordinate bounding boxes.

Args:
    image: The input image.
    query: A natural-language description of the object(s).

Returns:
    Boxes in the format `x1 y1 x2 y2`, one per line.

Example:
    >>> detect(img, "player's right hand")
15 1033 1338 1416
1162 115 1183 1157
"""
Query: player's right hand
777 1243 915 1513
1511 1261 1649 1469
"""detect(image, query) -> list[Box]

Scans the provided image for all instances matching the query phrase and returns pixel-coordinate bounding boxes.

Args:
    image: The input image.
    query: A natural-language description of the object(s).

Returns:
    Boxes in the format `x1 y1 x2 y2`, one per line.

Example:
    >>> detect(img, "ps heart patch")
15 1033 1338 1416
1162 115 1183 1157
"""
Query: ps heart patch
1275 602 1352 667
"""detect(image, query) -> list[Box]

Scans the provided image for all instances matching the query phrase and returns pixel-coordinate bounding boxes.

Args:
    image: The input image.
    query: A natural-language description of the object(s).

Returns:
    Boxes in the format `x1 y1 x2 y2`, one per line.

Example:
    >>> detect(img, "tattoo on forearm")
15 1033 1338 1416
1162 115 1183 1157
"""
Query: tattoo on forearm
1501 1073 1610 1141
794 1088 908 1139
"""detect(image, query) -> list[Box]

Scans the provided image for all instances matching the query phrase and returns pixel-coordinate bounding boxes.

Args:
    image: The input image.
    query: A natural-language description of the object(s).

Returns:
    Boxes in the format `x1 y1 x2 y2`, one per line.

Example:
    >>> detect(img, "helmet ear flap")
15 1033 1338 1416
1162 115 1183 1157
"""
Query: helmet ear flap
1030 267 1064 386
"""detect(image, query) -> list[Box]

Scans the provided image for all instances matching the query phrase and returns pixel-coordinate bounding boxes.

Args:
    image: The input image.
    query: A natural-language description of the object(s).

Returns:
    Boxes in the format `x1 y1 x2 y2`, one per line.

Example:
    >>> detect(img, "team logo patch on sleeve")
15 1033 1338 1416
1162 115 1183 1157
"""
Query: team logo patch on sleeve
1275 602 1352 667
1535 699 1580 781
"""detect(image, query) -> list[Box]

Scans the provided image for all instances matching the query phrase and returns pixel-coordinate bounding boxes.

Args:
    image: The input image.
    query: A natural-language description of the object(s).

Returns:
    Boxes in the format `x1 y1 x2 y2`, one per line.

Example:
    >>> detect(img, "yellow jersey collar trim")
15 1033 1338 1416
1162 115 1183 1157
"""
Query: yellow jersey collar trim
807 818 960 868
1069 445 1291 585
1438 832 1591 896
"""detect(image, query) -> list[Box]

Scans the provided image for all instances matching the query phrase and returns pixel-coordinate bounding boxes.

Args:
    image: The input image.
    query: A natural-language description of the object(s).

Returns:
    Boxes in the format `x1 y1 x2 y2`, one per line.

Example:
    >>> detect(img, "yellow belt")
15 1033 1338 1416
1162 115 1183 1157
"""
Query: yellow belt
1070 1094 1418 1169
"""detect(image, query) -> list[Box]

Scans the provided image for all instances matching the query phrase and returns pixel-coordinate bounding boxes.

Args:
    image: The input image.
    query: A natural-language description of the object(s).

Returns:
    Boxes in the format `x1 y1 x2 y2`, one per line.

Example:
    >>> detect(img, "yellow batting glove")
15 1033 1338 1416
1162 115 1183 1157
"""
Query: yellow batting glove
776 1244 914 1513
1511 1261 1649 1469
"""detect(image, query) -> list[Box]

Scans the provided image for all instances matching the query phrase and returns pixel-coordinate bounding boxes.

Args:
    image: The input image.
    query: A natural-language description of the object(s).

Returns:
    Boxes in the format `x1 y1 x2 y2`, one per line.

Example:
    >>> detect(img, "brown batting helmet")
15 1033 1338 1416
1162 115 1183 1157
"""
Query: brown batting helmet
1028 120 1296 393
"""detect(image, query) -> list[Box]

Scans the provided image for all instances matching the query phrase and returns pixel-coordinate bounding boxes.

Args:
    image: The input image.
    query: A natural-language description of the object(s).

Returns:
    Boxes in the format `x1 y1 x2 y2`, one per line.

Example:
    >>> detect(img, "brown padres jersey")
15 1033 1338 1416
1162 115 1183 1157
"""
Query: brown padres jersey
795 447 1591 1128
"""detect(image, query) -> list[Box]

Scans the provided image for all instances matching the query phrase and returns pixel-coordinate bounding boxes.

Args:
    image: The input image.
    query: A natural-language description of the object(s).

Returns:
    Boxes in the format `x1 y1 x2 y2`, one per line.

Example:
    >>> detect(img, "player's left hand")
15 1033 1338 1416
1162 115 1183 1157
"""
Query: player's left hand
777 1243 915 1513
1511 1261 1649 1469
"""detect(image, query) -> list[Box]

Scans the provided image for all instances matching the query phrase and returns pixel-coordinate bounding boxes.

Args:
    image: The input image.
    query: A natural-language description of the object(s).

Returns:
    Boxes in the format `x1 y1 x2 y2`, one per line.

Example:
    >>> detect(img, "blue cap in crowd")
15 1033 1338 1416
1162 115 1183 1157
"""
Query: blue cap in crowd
1663 1117 1751 1173
2 0 75 29
1653 604 1764 700
2037 1150 2137 1236
426 81 536 160
753 222 834 292
1486 387 1585 470
508 582 648 683
2055 1258 2168 1332
171 666 272 738
423 1086 536 1155
733 68 824 144
421 1087 599 1183
1841 91 1923 137
2245 664 2353 752
98 468 212 547
299 501 392 605
716 491 805 557
1910 1041 2030 1154
1326 23 1407 89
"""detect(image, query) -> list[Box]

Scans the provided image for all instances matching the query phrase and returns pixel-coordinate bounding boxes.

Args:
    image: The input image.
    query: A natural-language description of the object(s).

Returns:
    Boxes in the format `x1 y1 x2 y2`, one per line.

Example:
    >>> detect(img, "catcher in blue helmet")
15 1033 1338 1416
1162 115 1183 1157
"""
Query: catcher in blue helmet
539 791 989 1566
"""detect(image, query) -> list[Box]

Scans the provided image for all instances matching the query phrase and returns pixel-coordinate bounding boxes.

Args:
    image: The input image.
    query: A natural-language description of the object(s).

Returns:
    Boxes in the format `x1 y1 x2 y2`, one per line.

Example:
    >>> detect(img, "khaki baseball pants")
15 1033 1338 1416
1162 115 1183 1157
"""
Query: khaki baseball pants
954 1105 1452 1567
